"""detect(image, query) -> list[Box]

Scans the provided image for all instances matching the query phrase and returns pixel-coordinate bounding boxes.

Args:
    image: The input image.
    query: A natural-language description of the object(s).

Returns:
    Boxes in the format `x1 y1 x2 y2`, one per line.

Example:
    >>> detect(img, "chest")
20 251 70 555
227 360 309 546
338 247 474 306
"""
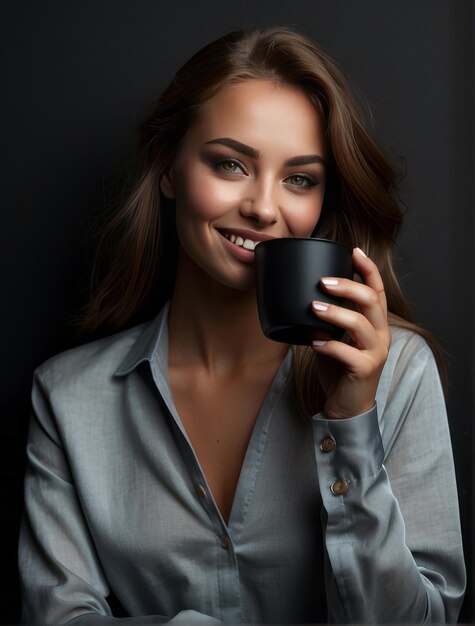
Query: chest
80 377 324 622
168 365 280 522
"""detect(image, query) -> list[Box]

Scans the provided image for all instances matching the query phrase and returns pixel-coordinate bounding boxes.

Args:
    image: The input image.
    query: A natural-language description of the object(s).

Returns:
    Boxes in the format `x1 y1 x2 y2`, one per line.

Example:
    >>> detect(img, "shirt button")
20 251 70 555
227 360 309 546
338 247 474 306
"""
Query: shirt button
331 479 349 496
220 535 231 550
320 437 336 453
195 483 207 498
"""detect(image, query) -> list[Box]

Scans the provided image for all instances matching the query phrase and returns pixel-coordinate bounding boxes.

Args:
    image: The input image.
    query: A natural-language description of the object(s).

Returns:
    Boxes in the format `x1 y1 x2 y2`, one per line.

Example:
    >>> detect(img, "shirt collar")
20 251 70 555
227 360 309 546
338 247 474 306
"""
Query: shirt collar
114 300 293 387
114 302 170 377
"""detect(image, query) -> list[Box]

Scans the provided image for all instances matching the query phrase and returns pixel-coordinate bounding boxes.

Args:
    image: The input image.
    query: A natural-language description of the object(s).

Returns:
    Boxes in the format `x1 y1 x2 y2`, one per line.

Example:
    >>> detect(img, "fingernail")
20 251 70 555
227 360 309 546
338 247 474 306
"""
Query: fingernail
355 247 367 258
321 278 339 286
312 301 329 312
312 340 327 348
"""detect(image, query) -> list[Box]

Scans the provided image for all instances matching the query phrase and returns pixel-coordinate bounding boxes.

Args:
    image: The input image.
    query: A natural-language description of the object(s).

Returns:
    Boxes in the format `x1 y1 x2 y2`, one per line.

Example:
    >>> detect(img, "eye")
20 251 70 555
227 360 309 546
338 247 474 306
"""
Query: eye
284 173 319 188
215 158 246 175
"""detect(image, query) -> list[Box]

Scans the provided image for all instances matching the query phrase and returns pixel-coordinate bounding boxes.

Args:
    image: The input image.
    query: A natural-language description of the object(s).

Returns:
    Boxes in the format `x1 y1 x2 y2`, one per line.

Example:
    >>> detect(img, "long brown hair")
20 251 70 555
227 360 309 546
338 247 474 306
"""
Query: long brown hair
81 26 447 414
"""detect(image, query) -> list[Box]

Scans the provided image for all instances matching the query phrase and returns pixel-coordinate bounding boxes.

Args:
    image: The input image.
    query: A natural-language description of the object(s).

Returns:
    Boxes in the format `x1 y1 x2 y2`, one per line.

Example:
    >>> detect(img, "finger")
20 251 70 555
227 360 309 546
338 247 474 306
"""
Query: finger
351 247 388 315
319 276 387 333
312 300 390 353
311 335 385 378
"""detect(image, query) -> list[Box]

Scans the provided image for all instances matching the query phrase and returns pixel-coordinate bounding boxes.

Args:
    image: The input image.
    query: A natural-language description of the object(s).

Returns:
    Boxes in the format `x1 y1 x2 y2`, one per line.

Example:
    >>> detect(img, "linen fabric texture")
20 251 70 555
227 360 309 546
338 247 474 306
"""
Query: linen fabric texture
19 303 466 624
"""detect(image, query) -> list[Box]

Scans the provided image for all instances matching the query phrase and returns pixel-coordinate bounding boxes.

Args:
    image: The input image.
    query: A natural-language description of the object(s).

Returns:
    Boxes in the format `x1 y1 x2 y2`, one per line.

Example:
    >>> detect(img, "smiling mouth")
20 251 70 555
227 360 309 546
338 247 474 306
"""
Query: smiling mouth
217 228 277 255
223 232 257 251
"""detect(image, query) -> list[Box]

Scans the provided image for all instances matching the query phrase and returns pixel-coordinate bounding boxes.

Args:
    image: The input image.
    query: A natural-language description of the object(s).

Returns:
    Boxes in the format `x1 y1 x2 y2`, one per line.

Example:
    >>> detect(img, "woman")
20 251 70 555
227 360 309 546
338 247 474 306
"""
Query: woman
19 27 465 624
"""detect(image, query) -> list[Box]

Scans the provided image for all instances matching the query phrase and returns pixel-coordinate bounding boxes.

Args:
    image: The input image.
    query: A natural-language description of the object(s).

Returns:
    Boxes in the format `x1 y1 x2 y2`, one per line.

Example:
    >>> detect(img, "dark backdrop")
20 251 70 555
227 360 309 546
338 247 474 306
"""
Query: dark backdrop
1 1 473 622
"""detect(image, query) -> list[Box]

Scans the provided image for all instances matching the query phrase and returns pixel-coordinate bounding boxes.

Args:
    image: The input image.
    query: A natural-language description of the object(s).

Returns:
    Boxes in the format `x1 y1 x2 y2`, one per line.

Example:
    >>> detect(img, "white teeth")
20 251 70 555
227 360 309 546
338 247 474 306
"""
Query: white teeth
223 231 257 250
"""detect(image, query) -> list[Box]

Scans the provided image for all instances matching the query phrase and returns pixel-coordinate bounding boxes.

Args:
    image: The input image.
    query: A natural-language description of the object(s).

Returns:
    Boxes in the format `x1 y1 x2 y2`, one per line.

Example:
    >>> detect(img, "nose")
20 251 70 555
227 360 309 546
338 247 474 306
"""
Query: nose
239 178 279 226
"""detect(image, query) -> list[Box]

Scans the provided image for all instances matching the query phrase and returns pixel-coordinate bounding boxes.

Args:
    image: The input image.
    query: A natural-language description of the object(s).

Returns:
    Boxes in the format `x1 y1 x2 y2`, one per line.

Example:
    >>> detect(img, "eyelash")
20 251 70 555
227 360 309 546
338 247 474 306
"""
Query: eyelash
213 158 320 189
214 158 247 175
284 173 319 189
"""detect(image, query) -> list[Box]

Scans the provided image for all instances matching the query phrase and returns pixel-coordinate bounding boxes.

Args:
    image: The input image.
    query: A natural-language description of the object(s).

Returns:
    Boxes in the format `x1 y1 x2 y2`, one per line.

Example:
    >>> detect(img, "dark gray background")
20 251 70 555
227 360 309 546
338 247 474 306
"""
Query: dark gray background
1 1 473 622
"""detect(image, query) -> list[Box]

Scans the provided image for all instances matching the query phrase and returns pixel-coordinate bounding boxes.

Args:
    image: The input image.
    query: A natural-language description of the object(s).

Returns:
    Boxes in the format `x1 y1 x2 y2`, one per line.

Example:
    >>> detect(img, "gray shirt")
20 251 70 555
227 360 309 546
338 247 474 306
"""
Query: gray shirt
19 303 465 624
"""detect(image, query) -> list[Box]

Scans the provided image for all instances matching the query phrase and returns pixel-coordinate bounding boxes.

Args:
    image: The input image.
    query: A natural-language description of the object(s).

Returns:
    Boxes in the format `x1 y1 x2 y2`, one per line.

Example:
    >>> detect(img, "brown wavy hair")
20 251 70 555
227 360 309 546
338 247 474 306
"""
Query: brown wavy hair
80 26 447 414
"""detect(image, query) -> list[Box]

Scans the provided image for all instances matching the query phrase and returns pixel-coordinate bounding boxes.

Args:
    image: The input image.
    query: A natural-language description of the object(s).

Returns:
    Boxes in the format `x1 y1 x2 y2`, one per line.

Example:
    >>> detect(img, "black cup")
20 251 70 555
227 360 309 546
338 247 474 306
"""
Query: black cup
255 237 353 345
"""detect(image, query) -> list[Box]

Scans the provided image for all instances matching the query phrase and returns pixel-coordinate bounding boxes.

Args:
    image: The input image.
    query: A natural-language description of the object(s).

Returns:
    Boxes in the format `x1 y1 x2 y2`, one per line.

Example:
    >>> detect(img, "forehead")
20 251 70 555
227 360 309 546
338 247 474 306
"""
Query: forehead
182 79 326 156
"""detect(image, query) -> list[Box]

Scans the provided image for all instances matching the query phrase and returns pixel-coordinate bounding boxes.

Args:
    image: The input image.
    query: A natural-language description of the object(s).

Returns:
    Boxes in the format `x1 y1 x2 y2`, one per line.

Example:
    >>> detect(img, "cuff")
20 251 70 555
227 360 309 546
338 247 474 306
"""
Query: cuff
312 404 384 482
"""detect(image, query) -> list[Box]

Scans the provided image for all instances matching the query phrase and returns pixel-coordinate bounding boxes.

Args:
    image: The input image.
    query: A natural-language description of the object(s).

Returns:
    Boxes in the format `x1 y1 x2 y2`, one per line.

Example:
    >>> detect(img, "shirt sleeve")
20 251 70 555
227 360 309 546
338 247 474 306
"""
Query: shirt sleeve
312 334 466 623
18 369 221 626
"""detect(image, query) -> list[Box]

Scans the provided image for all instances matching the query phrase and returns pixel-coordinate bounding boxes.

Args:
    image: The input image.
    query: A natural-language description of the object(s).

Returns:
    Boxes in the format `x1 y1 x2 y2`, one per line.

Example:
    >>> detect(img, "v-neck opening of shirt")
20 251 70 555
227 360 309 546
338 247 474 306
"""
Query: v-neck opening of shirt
225 349 292 537
149 307 293 538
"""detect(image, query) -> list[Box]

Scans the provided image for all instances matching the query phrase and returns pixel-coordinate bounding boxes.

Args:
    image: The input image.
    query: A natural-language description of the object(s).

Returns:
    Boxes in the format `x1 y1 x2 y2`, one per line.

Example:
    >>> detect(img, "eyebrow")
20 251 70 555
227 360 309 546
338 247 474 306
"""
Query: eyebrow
205 138 259 159
285 154 326 167
204 137 326 166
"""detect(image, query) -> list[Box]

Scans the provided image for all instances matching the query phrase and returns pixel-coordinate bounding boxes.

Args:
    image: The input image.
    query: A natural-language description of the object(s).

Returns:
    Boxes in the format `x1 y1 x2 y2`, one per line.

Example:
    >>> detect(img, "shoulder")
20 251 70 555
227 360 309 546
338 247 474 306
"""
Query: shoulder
377 323 445 451
381 323 439 392
386 324 434 369
34 323 148 393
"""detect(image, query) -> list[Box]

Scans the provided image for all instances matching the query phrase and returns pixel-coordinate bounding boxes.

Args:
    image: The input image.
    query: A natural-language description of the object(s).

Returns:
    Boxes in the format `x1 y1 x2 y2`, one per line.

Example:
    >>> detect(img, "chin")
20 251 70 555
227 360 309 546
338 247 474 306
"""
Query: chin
214 272 256 293
178 246 257 293
203 263 257 293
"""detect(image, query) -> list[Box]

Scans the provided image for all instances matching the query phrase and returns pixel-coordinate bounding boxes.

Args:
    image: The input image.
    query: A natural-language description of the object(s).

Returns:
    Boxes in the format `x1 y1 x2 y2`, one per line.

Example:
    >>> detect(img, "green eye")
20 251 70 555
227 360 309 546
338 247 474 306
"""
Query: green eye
284 173 319 188
216 159 245 175
288 175 305 186
222 161 238 172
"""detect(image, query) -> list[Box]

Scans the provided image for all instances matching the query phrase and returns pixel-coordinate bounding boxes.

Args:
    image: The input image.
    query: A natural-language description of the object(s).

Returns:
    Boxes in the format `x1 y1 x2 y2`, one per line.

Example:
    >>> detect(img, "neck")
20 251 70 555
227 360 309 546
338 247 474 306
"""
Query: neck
168 251 288 375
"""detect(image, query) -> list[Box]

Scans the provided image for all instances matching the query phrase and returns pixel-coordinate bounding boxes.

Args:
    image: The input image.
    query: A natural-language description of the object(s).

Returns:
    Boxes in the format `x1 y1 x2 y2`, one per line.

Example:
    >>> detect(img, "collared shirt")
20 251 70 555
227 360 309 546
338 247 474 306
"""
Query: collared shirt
19 303 465 624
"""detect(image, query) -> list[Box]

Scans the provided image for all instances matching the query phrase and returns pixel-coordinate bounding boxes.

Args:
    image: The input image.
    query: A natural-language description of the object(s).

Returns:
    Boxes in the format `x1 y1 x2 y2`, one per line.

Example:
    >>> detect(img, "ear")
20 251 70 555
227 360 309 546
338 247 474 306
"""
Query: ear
160 170 175 199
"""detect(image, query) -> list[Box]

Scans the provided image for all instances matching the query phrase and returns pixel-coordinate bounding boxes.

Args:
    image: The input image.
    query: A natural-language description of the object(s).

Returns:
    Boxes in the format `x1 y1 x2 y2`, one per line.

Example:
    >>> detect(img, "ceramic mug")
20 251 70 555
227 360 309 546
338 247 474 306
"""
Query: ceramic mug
255 237 353 345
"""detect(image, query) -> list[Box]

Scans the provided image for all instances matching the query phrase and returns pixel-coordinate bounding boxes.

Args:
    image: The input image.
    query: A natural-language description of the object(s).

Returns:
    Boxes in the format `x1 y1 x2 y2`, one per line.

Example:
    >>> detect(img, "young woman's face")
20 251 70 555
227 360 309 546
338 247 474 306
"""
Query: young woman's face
161 79 327 291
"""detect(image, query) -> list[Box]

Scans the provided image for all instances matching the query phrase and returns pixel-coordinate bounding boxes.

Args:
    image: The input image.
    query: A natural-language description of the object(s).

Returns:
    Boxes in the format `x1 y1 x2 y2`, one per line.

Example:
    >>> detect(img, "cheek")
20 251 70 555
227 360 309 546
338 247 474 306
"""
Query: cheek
286 194 324 236
176 173 240 221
